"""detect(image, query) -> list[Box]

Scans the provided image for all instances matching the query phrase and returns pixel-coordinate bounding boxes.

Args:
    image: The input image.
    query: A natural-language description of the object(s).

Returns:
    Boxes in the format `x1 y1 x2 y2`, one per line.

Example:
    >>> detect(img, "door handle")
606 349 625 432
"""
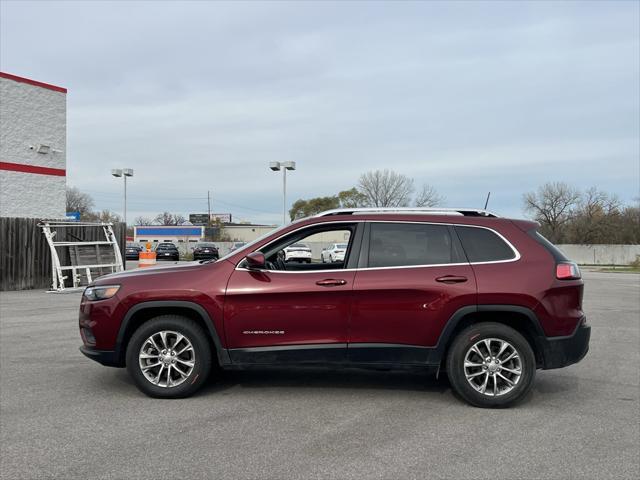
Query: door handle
435 275 468 284
316 279 347 287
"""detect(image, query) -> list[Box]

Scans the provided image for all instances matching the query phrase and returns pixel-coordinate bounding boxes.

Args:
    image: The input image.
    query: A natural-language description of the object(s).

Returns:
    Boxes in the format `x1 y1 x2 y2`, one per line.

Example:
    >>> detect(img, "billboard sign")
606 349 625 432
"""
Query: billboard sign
189 214 209 225
189 213 232 225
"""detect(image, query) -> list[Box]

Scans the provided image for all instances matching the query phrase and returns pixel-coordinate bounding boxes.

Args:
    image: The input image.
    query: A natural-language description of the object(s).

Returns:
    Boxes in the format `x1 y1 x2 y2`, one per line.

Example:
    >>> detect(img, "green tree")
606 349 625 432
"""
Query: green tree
289 196 340 220
338 188 369 208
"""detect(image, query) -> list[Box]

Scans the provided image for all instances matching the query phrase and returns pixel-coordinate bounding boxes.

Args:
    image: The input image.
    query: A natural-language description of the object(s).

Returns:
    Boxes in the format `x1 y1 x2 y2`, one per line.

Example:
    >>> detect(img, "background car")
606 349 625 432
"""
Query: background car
321 243 348 263
125 243 142 260
283 243 312 263
193 242 219 261
229 242 246 252
155 242 179 261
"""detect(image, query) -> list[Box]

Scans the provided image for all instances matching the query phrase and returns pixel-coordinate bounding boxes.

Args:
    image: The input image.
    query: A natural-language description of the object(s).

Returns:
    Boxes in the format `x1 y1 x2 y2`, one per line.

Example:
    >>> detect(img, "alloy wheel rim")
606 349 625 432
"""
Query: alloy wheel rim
138 330 195 388
463 337 522 397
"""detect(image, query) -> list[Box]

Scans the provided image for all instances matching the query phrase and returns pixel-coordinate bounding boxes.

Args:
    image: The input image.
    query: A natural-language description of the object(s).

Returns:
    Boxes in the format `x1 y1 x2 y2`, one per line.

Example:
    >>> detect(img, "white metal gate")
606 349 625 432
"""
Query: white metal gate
39 221 124 292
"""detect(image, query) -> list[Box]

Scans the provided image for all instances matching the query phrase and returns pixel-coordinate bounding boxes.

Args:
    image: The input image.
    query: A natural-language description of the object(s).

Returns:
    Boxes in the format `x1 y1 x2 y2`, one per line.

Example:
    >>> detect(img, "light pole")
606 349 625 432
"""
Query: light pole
111 168 134 226
269 161 296 225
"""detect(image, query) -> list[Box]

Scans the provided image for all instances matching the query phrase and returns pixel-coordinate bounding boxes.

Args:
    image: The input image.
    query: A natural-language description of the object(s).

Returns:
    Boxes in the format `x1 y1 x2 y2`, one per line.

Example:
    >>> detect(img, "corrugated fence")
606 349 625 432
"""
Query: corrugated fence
0 217 126 291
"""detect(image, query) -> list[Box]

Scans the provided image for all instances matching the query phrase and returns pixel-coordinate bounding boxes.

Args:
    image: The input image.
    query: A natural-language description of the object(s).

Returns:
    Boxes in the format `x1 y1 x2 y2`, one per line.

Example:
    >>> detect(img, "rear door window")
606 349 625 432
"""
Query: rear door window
455 226 516 262
368 223 460 267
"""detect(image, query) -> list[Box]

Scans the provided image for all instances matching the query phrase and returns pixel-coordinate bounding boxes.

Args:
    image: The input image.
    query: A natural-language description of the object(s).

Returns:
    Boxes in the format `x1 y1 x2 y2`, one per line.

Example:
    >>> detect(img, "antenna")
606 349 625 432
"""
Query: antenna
484 192 491 210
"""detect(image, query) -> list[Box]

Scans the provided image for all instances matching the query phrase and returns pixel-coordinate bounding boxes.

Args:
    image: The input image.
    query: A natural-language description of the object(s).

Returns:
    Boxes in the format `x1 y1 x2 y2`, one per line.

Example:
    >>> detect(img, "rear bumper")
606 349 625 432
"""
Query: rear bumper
194 254 218 259
538 322 591 370
80 346 122 367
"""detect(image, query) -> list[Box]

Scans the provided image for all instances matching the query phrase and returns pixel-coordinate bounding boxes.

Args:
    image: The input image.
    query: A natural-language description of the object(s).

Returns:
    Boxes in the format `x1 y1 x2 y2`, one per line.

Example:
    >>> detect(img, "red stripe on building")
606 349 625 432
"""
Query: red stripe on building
0 72 67 94
0 162 66 177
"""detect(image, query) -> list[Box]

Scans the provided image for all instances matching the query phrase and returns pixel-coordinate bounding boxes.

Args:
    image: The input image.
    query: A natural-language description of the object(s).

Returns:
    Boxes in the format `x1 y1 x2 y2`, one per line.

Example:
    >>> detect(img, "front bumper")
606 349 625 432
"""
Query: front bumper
538 323 591 370
80 346 122 367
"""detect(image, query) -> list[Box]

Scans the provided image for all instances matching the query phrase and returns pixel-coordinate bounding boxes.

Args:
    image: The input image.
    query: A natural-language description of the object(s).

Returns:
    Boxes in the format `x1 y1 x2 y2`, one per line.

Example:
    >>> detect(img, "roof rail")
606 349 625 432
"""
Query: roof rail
315 207 499 218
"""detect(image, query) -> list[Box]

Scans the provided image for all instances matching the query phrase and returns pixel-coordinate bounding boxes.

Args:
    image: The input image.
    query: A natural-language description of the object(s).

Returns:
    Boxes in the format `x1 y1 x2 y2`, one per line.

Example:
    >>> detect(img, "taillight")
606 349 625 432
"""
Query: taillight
556 262 581 280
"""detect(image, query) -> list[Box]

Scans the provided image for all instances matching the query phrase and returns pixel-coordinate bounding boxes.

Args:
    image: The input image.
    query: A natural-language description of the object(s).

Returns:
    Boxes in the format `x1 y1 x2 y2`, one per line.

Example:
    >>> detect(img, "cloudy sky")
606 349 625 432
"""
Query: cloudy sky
1 0 638 224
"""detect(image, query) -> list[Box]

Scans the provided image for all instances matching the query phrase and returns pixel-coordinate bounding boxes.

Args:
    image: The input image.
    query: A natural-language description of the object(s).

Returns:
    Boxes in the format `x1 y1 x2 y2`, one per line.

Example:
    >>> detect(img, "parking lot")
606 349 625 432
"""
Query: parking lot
0 271 638 479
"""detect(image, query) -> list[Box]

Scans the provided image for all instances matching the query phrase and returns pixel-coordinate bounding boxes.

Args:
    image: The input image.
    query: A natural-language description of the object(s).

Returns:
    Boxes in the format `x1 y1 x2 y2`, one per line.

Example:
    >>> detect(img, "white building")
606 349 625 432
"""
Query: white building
0 72 67 219
223 224 278 242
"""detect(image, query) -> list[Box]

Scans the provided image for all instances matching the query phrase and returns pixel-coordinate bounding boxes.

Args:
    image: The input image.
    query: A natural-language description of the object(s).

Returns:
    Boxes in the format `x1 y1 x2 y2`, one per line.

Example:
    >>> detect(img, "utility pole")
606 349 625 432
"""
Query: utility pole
207 190 212 241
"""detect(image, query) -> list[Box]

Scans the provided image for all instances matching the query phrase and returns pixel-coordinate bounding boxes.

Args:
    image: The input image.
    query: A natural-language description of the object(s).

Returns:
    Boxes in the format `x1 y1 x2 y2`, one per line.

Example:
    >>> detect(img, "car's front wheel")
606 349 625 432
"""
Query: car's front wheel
126 315 212 398
446 322 536 408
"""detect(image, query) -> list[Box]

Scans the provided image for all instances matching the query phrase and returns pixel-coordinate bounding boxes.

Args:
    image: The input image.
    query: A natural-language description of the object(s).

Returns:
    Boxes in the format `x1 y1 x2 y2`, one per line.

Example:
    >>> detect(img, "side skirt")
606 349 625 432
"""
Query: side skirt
228 343 440 367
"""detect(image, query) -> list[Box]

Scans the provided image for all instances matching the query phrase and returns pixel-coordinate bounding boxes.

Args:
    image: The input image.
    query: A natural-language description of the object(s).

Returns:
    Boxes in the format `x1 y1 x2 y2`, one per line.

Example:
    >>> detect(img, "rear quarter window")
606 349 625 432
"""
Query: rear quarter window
455 226 516 263
528 231 569 262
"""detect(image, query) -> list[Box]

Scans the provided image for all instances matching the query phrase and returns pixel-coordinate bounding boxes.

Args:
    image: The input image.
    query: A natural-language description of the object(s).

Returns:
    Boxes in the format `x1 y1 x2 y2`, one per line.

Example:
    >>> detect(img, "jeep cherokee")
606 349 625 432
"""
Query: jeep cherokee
79 208 590 407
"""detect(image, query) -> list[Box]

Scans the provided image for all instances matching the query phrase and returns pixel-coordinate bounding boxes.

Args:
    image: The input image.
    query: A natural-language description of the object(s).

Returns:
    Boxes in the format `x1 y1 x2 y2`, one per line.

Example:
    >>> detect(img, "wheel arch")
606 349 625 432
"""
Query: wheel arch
433 305 545 370
115 301 230 367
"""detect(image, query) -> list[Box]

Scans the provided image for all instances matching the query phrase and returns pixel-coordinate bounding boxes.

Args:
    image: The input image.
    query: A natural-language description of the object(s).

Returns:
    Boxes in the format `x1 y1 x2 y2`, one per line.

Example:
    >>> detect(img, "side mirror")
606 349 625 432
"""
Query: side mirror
245 252 266 270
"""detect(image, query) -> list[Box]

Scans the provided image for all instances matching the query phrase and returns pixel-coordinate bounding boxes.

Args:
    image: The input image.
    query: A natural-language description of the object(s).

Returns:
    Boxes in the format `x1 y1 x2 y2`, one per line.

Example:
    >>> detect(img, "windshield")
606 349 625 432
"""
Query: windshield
337 244 348 249
218 226 285 262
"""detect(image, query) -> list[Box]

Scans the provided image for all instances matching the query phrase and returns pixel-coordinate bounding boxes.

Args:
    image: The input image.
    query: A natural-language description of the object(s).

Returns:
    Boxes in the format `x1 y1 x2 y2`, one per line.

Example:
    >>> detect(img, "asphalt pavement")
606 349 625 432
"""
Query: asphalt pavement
1 271 638 479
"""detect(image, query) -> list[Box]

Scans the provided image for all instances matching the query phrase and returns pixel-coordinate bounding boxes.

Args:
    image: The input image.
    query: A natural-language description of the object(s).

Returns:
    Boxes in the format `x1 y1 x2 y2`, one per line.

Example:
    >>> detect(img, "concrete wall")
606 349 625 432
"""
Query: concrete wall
0 73 67 219
556 245 640 265
210 241 353 260
213 242 640 265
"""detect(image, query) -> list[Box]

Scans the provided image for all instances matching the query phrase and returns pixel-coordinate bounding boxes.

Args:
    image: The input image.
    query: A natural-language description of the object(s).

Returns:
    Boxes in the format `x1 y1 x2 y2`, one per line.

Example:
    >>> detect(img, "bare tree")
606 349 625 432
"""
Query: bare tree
66 186 94 218
523 182 580 242
91 209 121 223
134 216 154 226
154 212 186 225
415 184 445 207
357 169 414 207
566 187 622 243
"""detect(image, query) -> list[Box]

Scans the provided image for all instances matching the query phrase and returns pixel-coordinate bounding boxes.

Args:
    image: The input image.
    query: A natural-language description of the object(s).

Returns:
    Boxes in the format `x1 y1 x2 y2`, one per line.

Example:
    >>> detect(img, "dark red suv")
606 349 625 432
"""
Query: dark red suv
79 208 590 407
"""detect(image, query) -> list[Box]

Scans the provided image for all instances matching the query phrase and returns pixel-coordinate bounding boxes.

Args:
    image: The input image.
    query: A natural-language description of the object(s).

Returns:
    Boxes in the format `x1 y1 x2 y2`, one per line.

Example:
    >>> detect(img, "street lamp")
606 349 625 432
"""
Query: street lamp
269 161 296 225
111 168 134 226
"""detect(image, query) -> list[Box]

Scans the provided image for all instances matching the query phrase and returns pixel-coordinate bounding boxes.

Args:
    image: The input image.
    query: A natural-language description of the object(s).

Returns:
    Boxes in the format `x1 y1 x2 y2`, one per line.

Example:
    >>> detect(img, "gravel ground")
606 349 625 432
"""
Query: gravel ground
1 271 638 480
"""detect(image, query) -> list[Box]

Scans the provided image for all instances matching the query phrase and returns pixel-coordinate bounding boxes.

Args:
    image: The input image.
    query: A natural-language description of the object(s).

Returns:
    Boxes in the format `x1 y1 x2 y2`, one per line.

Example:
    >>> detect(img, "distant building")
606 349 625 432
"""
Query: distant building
0 72 67 219
223 223 277 242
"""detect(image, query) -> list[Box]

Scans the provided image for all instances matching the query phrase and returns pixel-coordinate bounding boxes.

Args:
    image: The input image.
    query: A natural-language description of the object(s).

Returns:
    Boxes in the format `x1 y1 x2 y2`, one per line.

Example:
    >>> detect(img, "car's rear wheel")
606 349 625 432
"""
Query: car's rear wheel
446 322 536 408
126 315 212 398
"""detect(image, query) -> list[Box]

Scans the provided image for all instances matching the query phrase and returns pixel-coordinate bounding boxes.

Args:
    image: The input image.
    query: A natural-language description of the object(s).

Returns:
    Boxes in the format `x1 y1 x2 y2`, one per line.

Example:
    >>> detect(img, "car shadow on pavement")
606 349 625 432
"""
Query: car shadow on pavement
94 366 583 407
200 367 452 395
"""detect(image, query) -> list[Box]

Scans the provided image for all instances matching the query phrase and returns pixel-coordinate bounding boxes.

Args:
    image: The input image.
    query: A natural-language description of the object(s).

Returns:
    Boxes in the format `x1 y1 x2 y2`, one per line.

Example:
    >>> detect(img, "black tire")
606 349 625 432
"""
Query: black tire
126 315 213 398
446 322 536 408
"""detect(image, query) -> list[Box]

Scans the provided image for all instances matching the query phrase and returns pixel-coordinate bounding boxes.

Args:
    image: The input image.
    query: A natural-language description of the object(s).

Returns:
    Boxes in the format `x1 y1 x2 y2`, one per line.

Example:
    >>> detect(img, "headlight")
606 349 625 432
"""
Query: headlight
84 285 120 301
